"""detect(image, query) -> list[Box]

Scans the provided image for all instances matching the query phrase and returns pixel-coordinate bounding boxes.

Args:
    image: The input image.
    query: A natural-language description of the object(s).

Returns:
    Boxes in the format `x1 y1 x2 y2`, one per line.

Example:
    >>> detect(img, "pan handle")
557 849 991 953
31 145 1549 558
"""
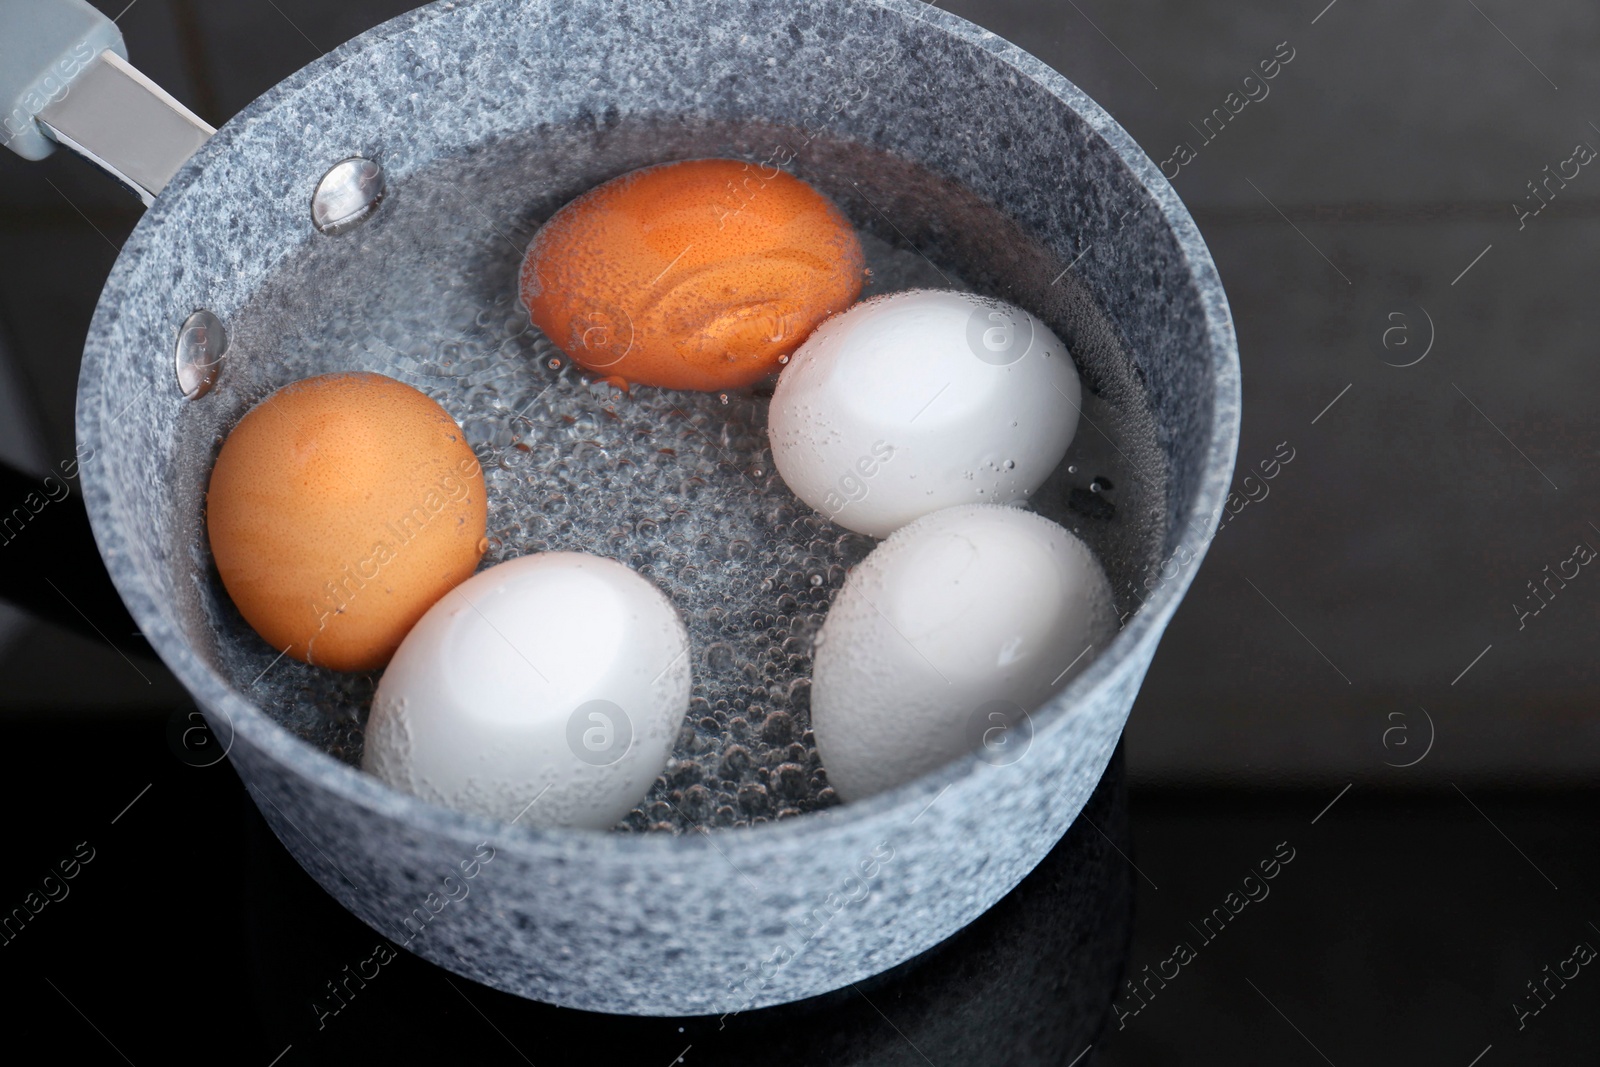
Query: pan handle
0 0 213 205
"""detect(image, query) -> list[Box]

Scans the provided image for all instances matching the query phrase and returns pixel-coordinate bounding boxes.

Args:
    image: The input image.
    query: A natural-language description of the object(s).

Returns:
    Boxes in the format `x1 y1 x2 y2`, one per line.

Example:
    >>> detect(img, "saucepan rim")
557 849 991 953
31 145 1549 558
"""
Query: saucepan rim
77 0 1240 857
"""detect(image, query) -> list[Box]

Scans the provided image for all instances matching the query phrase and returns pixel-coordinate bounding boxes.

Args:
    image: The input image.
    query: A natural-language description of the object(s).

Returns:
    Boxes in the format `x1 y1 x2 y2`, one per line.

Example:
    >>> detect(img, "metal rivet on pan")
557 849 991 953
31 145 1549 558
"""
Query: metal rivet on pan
312 157 386 235
175 309 227 399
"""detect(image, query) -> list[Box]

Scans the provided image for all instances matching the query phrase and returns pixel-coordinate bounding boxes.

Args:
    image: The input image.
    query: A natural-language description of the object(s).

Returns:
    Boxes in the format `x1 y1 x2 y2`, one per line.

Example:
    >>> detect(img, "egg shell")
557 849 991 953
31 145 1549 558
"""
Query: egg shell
521 158 865 391
769 289 1081 537
362 552 692 830
810 504 1115 802
206 372 486 672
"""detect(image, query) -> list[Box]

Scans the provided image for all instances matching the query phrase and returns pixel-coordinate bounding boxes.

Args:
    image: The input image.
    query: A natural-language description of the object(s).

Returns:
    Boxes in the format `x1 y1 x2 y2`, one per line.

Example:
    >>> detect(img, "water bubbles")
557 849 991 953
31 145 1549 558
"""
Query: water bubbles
720 744 753 777
212 168 1165 838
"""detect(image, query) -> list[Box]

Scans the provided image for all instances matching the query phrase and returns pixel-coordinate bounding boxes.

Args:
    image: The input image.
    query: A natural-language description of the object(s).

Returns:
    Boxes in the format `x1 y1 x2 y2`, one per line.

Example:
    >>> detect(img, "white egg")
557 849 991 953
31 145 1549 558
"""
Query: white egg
769 288 1081 538
362 552 691 829
811 504 1115 802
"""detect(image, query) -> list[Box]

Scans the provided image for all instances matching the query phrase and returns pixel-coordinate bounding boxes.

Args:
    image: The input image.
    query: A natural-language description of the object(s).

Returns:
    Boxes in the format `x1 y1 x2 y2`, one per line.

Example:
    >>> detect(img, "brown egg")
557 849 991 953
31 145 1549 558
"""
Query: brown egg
522 158 865 392
206 372 487 671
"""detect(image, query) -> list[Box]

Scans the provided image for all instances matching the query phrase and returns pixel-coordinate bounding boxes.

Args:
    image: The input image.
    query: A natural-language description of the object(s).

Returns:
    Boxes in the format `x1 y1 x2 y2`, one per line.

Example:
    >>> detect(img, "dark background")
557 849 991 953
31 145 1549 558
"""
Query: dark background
2 1 1597 1063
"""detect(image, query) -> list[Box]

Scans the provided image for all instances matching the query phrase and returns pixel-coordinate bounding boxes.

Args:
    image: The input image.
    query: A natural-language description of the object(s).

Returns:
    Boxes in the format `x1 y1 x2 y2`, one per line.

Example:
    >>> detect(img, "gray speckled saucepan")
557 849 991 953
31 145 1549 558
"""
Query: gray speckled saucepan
72 0 1238 1015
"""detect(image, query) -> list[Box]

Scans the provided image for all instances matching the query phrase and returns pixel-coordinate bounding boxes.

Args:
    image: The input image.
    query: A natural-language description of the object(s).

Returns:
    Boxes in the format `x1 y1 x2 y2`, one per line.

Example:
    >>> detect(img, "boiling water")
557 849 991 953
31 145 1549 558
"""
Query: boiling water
178 125 1168 833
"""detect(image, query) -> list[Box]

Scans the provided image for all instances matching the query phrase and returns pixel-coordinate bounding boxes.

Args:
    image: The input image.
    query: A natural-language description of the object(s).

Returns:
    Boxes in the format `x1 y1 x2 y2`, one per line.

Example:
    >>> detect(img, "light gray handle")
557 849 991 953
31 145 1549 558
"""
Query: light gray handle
0 0 214 205
0 0 125 160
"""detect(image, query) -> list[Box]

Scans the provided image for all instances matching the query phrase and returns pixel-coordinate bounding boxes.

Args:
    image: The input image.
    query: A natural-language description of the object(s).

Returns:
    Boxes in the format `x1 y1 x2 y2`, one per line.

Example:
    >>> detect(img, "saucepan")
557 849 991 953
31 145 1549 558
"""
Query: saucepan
1 0 1238 1017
